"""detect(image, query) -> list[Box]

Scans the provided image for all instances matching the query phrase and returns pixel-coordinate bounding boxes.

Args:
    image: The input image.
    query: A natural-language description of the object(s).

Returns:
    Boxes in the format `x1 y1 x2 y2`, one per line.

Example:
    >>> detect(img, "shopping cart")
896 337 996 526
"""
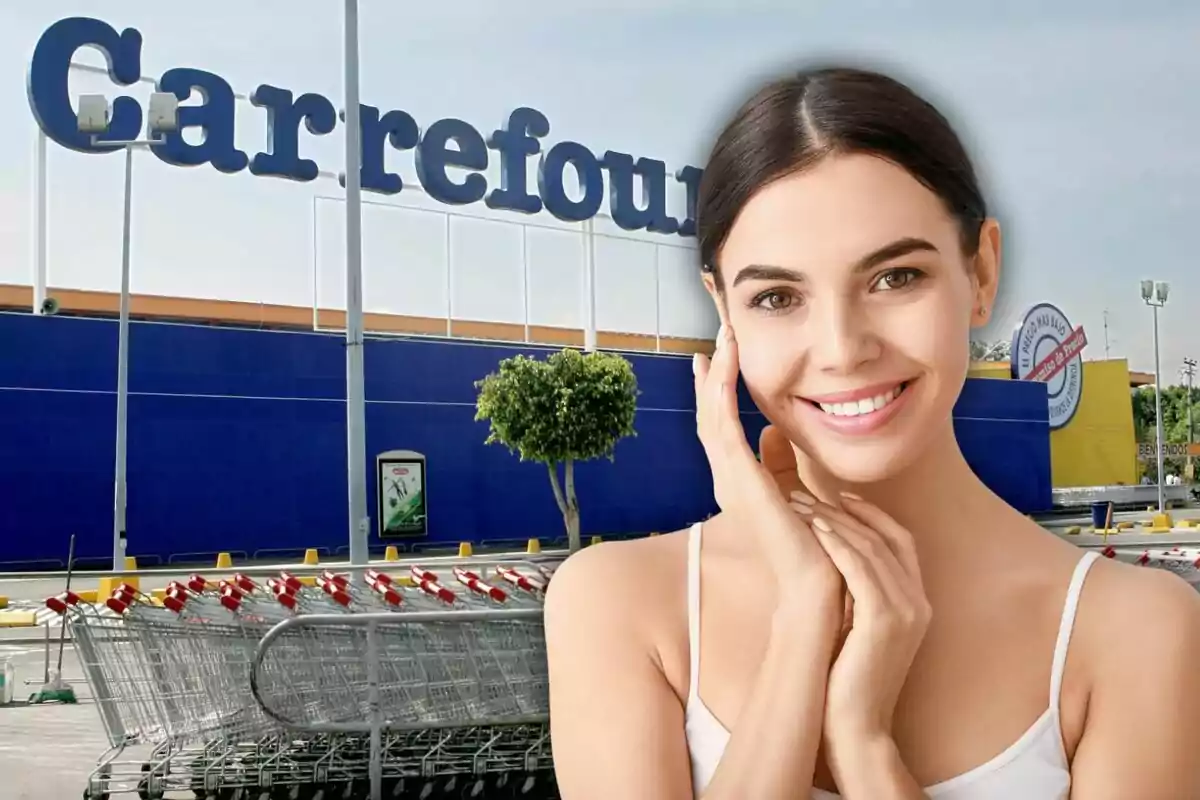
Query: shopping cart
48 558 561 800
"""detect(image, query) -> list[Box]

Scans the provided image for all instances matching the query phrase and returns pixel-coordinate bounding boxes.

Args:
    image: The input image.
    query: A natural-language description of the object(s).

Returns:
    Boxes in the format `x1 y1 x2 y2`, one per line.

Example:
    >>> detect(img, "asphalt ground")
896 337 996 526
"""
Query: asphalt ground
0 643 197 800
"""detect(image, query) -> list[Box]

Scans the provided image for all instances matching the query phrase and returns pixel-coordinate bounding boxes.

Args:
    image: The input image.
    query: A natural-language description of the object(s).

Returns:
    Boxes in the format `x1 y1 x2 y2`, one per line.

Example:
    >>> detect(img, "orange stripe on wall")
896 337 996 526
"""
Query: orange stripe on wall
0 284 715 356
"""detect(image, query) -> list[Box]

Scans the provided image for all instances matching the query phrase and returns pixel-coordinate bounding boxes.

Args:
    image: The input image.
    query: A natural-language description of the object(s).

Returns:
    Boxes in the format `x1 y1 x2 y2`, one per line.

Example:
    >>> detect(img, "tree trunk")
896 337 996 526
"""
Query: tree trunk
546 460 583 552
564 458 581 553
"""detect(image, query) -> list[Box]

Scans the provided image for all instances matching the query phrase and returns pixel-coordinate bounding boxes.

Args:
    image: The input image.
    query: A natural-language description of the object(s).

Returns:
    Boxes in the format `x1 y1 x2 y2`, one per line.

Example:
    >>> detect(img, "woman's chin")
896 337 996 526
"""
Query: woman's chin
805 440 924 486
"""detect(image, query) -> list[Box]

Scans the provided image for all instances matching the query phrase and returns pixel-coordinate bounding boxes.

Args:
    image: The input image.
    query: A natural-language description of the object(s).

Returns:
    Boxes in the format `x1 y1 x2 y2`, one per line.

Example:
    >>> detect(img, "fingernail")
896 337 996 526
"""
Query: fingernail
811 516 832 532
840 491 862 501
692 353 701 375
790 491 816 505
791 503 813 516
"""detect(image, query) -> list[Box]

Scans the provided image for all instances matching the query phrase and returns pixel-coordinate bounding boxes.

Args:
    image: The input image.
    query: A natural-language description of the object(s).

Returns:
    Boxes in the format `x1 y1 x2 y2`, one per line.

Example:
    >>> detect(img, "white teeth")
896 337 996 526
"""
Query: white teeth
818 385 903 417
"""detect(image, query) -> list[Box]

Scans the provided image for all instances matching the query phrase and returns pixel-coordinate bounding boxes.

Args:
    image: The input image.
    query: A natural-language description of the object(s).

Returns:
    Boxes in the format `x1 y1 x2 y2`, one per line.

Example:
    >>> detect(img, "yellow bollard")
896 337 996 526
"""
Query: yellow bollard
384 545 400 562
1065 526 1081 535
123 556 138 571
303 549 320 566
458 542 473 558
590 535 603 547
649 531 660 537
526 538 542 555
215 552 233 569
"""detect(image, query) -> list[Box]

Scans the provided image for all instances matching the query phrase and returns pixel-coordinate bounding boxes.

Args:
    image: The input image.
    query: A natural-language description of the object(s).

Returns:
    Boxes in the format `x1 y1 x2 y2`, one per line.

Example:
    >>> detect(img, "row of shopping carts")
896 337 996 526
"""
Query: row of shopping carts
1098 544 1200 587
48 558 561 799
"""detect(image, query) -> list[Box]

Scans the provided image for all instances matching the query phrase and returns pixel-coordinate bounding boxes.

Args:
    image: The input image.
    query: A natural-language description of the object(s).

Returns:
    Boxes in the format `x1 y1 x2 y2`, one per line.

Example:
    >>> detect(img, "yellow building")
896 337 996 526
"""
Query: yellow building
968 359 1139 488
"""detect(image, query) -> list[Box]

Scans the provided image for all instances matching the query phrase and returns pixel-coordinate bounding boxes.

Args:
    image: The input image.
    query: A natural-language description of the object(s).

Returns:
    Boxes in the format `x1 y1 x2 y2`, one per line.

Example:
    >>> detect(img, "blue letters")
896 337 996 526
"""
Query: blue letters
358 105 419 194
539 142 604 223
602 153 680 235
27 17 707 238
249 85 336 182
416 118 488 206
152 68 248 172
27 17 143 152
486 108 548 215
675 166 703 238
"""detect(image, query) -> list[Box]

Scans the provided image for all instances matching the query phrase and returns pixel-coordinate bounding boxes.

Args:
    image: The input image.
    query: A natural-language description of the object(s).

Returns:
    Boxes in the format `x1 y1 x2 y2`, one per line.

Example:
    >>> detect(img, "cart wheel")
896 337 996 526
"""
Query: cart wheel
137 776 165 799
82 790 110 800
459 777 486 798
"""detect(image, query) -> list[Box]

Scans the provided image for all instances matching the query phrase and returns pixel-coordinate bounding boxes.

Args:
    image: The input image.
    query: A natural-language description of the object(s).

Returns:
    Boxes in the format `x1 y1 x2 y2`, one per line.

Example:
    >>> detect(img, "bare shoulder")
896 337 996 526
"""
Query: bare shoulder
1068 557 1200 793
1079 557 1200 677
544 532 690 644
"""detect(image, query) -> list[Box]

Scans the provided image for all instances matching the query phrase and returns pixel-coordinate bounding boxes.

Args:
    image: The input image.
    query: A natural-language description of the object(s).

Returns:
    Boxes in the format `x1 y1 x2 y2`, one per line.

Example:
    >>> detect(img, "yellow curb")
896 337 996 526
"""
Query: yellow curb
75 590 99 604
1117 521 1134 530
0 596 8 610
0 612 38 628
98 576 139 595
1065 526 1081 535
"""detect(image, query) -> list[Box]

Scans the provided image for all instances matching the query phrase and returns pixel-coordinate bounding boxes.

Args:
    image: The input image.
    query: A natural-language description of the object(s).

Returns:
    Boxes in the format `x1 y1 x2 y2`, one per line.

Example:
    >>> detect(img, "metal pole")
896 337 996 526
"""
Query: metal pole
1185 358 1196 480
113 144 134 570
582 219 597 352
33 130 48 314
1153 303 1165 513
343 0 371 579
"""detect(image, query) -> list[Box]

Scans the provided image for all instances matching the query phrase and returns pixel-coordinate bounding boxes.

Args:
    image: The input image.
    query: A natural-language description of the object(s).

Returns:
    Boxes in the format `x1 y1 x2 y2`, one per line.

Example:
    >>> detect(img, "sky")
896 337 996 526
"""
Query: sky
2 1 1199 376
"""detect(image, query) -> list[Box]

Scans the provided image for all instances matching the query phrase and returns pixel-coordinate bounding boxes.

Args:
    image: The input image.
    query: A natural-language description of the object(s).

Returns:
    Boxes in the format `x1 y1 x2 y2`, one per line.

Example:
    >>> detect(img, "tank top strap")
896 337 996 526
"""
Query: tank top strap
686 522 704 703
1049 550 1101 709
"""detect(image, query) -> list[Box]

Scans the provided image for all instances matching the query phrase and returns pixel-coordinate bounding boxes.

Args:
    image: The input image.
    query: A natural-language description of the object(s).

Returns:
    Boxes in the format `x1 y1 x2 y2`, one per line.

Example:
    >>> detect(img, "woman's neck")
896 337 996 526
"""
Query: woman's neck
848 423 1017 558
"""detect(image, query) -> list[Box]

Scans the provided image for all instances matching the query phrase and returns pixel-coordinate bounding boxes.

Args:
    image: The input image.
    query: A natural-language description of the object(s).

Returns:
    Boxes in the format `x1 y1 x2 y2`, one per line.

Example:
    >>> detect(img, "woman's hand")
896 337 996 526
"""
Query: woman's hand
788 491 931 750
693 325 839 600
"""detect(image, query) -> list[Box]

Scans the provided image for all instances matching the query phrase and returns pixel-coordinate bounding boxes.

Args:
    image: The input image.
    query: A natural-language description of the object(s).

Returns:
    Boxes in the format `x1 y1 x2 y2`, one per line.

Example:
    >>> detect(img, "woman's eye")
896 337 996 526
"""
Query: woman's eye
871 268 923 292
750 290 796 312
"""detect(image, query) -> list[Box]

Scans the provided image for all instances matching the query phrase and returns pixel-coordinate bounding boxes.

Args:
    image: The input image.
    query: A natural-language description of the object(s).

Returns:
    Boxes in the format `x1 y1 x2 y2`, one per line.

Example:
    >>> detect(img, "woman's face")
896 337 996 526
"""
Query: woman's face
708 153 1001 484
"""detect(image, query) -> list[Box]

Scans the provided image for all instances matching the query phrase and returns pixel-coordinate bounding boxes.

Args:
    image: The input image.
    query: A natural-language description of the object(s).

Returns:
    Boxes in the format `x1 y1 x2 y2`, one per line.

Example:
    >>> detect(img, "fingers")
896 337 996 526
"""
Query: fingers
838 492 923 586
789 495 920 611
802 514 891 614
693 325 752 459
759 425 807 496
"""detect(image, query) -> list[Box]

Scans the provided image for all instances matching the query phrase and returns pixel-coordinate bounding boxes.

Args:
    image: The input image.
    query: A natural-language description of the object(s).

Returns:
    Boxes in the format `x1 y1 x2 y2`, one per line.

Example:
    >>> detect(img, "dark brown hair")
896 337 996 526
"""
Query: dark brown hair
696 66 987 283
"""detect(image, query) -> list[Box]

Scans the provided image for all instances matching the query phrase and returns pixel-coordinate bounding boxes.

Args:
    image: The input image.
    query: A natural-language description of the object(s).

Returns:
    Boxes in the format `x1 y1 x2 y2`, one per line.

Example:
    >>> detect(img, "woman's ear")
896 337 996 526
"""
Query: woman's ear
702 271 730 329
970 219 1002 328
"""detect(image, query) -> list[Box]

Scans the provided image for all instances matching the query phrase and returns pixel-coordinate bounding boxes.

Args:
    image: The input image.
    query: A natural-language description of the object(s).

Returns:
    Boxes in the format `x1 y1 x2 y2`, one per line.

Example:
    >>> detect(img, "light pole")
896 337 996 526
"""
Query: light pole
1140 279 1170 512
342 0 370 574
1183 357 1196 481
76 92 180 571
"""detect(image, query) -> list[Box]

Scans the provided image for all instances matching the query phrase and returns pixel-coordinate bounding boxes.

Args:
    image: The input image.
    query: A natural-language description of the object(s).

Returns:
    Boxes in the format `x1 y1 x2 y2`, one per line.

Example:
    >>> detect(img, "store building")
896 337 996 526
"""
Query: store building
0 16 1055 569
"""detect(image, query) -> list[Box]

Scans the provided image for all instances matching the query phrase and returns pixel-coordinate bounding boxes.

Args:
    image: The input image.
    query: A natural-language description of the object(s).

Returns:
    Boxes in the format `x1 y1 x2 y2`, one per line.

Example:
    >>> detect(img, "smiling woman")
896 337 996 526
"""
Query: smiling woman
544 64 1200 800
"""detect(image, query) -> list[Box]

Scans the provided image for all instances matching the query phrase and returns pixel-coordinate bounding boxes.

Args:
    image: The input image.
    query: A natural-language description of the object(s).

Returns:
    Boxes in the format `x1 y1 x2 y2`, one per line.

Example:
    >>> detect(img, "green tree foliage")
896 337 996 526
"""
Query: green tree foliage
1131 384 1200 480
475 348 639 552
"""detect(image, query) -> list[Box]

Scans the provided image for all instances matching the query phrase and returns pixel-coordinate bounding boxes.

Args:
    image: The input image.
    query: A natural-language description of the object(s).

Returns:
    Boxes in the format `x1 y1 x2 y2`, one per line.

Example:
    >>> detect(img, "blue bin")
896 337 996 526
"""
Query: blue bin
1090 501 1113 529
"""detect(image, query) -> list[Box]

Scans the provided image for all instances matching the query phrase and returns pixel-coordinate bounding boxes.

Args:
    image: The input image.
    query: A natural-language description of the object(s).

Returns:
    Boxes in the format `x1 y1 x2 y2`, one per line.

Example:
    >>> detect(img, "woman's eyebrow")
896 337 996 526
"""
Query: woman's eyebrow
730 237 939 288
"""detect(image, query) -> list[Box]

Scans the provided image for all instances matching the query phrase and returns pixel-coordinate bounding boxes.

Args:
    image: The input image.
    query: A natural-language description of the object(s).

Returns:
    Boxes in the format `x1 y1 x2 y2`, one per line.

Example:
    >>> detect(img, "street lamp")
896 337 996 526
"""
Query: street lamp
1183 357 1197 481
77 91 180 571
1140 279 1170 512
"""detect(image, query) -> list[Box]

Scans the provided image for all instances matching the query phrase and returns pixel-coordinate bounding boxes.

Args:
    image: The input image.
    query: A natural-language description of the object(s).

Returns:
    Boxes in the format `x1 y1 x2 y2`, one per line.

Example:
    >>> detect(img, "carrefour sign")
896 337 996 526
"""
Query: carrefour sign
1011 303 1088 430
27 17 701 237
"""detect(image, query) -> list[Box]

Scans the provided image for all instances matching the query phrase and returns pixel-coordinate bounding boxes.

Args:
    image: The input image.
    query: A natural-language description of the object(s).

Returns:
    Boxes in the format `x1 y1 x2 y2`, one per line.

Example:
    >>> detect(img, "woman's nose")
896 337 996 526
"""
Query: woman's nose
806 297 881 375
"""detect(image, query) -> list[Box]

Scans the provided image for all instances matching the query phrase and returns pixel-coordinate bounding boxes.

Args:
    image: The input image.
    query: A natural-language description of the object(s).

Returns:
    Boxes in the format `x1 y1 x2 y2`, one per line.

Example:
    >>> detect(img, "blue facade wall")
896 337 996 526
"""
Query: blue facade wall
0 313 1051 569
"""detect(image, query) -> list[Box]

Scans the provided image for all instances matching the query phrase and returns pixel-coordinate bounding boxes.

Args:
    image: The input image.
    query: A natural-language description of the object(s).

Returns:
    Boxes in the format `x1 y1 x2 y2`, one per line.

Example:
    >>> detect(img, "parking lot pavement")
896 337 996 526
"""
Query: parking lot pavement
0 643 197 800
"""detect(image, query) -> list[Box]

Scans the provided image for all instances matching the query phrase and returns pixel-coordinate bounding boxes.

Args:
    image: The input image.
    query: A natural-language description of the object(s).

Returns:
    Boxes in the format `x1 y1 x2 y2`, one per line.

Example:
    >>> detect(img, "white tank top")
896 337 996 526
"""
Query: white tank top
684 522 1099 799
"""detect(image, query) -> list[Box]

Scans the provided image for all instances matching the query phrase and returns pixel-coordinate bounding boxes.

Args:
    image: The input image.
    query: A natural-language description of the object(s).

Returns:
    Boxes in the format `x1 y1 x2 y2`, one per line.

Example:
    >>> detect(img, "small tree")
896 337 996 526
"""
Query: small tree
475 348 639 552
